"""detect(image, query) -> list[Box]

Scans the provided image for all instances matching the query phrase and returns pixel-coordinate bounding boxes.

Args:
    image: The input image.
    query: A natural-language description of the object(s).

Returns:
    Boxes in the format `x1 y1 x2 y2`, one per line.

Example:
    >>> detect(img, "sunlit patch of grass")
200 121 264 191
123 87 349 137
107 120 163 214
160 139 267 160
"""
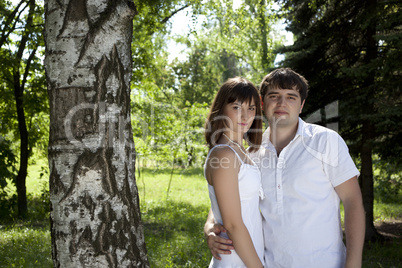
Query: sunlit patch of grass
142 200 211 267
137 167 212 267
0 224 52 267
373 201 402 222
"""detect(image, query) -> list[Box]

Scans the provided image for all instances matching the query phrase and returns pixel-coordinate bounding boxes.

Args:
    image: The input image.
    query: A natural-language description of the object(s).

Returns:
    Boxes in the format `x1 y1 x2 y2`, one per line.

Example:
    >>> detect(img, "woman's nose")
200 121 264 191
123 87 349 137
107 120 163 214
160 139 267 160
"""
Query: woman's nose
241 109 248 120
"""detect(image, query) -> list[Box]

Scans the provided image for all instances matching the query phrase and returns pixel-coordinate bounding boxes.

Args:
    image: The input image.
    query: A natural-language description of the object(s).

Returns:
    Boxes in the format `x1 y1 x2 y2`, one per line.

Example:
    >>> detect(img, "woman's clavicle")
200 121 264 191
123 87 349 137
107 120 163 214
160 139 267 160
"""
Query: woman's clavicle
205 144 255 185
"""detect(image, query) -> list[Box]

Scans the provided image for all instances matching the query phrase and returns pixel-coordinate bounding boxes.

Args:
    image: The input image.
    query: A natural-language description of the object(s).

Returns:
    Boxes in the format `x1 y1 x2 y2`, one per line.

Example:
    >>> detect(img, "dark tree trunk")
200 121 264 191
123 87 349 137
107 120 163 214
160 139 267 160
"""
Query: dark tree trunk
359 0 382 242
360 121 381 241
12 0 35 218
13 77 29 218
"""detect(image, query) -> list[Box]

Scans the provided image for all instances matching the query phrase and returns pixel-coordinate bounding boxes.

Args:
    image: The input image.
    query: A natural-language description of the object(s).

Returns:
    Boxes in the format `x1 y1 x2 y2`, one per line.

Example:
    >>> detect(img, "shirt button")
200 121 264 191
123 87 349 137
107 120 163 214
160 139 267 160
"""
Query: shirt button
277 163 283 168
278 184 281 189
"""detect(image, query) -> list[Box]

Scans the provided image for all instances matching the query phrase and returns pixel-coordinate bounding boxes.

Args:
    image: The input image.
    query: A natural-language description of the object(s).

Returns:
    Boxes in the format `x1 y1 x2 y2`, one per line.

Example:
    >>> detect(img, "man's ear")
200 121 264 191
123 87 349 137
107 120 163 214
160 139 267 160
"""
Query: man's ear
300 99 305 114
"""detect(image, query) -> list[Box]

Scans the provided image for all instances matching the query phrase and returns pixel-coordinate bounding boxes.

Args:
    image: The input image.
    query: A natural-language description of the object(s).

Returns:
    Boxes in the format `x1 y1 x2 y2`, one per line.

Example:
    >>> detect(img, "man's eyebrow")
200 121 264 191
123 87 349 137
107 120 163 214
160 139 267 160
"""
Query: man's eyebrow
267 91 300 98
287 92 300 98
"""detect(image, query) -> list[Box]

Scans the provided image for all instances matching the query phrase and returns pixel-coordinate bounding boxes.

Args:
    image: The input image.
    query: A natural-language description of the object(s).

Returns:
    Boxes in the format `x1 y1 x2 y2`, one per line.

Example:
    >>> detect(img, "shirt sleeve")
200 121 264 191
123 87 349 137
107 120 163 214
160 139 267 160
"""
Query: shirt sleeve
322 131 360 187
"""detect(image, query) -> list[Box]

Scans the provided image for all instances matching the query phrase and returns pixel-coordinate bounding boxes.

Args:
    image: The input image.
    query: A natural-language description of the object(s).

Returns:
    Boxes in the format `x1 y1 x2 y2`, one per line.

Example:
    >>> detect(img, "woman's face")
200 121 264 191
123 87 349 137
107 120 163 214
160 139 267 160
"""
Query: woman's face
222 98 256 136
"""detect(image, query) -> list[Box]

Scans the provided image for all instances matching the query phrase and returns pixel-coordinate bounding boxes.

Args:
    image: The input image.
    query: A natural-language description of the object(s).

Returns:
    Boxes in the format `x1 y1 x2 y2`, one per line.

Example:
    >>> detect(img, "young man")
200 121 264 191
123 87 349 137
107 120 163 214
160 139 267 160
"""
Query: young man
204 68 365 268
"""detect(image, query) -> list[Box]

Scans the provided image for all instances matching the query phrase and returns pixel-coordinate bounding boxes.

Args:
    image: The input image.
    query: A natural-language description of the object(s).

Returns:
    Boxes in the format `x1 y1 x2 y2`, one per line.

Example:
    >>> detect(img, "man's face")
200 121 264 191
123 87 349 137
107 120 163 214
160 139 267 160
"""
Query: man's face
263 87 305 130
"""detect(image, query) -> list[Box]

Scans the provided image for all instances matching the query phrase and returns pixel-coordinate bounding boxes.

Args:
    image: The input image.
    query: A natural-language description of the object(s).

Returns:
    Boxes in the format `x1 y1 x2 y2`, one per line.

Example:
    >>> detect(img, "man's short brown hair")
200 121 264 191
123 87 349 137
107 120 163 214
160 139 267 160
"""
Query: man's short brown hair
260 68 309 103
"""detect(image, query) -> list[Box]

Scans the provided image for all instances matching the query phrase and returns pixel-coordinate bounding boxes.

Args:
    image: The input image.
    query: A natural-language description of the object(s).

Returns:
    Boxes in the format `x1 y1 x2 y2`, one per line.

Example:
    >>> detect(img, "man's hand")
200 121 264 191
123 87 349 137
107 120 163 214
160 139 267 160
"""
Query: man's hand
205 222 234 260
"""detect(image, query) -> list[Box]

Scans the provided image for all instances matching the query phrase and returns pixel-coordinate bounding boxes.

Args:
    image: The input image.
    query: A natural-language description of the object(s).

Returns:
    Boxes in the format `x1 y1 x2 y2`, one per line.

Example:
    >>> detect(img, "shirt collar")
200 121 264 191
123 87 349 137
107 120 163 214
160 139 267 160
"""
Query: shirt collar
261 118 308 149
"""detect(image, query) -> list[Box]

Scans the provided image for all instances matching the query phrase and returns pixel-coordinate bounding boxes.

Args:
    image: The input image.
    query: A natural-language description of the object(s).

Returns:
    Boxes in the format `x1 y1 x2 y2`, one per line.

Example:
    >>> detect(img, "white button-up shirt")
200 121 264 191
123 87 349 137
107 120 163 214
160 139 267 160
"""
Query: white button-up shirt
251 118 360 268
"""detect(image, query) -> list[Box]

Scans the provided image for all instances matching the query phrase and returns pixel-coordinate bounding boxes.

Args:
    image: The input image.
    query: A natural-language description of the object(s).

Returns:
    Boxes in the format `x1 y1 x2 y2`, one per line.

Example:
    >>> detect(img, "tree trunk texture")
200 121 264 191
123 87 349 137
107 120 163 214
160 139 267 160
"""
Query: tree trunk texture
44 0 149 266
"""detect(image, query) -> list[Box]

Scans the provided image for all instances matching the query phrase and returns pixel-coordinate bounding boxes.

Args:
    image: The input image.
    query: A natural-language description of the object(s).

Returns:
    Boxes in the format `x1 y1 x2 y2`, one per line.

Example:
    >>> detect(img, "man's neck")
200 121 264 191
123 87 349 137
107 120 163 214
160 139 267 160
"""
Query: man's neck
269 122 299 152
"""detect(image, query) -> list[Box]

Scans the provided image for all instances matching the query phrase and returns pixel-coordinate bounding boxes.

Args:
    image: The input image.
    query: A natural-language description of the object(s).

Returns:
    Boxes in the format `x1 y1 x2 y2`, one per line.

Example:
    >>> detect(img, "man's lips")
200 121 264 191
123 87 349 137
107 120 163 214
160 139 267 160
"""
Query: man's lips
274 110 288 115
238 123 248 126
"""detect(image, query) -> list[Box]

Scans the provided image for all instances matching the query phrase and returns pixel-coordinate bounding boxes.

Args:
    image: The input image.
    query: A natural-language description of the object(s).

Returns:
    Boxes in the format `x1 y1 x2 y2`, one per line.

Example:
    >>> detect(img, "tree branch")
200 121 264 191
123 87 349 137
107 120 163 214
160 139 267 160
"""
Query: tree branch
161 4 189 24
21 48 37 90
0 0 28 48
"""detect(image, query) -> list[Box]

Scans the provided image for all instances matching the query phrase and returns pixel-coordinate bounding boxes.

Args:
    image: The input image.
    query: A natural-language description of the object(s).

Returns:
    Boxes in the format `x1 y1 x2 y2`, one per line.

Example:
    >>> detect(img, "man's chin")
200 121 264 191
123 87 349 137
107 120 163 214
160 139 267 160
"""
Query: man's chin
270 116 287 124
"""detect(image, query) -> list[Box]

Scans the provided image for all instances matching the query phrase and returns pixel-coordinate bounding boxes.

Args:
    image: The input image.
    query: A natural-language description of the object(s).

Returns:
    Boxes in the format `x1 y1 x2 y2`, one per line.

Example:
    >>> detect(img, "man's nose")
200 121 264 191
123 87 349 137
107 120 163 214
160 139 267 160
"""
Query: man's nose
277 96 285 105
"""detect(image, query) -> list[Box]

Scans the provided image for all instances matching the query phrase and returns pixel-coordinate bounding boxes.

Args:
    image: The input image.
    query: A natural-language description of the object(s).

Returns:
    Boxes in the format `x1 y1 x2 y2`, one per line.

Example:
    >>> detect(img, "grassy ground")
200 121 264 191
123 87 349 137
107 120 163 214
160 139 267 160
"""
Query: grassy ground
137 167 211 267
0 163 401 267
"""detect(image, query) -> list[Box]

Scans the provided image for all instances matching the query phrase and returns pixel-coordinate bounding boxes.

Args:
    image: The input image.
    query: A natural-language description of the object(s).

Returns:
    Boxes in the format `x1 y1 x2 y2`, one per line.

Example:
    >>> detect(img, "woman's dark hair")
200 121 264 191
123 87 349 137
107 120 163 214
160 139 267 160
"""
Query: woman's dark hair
205 77 262 152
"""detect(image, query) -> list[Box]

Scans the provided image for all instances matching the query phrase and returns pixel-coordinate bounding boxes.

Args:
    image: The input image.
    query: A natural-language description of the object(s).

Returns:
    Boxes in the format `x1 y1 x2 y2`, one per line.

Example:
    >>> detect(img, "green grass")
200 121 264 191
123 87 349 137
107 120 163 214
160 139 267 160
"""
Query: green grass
137 167 211 267
373 201 402 221
362 238 401 268
0 224 52 267
0 162 401 267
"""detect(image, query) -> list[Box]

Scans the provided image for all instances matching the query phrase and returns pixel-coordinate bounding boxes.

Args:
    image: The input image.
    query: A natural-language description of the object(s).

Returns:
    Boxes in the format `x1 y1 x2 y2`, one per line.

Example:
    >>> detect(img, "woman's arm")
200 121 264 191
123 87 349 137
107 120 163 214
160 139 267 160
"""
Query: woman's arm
207 148 263 268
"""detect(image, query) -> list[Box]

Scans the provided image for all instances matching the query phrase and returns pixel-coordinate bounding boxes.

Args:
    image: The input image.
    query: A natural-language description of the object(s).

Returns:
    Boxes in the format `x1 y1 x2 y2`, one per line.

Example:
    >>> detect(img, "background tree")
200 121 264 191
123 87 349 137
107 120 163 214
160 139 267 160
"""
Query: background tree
277 0 402 241
198 0 281 82
44 0 148 266
0 0 47 218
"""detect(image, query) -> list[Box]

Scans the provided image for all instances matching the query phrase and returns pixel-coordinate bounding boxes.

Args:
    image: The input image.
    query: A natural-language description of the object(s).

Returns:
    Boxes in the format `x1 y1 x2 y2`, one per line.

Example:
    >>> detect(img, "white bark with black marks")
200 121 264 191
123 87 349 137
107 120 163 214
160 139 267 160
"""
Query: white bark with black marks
44 0 149 266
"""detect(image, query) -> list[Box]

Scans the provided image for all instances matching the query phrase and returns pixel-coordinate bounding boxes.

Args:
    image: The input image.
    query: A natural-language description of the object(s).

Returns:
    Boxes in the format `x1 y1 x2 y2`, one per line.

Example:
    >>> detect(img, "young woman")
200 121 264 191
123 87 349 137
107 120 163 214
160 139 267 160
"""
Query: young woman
204 77 264 268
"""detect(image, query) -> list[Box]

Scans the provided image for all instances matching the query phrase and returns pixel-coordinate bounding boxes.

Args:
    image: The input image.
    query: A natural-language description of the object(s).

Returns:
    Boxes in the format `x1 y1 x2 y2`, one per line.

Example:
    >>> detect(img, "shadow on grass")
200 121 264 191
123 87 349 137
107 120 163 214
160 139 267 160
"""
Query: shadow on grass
363 238 401 268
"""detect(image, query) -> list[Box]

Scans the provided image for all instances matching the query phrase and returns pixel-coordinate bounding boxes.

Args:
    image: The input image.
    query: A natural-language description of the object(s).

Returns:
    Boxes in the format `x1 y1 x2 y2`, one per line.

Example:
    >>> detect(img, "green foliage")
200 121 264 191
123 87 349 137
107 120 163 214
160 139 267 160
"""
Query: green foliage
373 158 402 204
0 137 17 218
182 0 283 82
0 137 16 188
132 92 209 168
132 0 196 86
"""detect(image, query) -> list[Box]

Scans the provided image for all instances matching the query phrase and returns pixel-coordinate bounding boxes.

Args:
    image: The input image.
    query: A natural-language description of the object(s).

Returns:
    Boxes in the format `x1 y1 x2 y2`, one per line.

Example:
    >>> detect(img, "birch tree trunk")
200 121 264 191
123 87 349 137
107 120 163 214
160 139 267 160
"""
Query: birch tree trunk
44 0 149 266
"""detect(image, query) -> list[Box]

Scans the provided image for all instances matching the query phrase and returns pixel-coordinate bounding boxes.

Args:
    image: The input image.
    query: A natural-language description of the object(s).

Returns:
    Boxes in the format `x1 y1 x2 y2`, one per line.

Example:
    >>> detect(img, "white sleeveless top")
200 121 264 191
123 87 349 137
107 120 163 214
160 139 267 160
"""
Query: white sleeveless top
205 144 265 268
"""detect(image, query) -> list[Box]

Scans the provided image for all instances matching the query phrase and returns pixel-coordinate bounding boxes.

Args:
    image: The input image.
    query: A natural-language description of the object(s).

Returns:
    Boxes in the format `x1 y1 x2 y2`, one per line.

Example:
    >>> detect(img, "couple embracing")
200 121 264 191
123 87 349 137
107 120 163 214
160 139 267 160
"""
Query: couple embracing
203 68 365 268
